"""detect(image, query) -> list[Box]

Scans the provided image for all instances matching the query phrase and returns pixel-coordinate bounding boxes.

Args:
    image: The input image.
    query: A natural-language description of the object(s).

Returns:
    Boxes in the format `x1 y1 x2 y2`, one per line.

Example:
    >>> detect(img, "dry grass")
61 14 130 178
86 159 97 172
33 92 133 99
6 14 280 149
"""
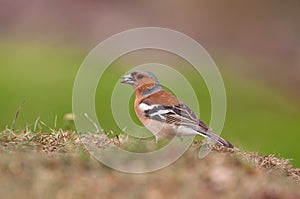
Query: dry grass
0 129 300 199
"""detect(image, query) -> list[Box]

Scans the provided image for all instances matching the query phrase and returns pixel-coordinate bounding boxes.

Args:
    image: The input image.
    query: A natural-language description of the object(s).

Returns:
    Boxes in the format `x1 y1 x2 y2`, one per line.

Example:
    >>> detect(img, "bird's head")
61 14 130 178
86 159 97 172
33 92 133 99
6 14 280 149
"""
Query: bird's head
121 70 163 95
121 70 159 88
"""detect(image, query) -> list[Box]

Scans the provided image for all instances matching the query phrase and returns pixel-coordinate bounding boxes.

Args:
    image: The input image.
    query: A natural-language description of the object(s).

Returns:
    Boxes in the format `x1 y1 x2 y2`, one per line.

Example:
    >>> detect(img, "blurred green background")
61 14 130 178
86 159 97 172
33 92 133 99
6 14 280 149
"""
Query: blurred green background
1 1 300 166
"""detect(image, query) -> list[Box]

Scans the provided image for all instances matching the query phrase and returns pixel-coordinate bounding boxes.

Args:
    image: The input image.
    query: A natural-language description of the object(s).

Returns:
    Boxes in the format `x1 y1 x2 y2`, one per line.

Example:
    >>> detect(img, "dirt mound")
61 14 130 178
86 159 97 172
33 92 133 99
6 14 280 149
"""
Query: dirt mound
1 130 299 199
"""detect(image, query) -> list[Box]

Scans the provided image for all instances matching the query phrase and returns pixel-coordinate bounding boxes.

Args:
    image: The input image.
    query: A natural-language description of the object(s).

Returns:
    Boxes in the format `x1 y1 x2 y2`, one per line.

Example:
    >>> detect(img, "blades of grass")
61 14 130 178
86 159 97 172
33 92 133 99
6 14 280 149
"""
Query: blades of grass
84 113 102 133
39 120 55 133
10 100 25 131
54 115 57 129
33 116 40 132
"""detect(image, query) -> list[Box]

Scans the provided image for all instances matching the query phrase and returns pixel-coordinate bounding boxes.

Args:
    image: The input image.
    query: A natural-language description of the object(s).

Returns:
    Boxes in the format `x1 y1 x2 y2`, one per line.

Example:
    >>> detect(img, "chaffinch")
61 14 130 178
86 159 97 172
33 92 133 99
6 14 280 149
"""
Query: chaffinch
121 70 233 148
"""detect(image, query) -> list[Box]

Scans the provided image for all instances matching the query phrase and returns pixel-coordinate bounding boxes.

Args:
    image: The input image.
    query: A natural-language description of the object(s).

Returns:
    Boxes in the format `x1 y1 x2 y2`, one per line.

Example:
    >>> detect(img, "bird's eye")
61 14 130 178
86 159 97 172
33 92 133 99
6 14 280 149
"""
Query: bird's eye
137 74 144 79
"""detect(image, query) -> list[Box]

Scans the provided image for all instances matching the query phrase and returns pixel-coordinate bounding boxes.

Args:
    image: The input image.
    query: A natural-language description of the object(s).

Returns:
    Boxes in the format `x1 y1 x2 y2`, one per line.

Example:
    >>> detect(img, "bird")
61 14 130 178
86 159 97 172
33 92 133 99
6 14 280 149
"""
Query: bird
121 70 233 148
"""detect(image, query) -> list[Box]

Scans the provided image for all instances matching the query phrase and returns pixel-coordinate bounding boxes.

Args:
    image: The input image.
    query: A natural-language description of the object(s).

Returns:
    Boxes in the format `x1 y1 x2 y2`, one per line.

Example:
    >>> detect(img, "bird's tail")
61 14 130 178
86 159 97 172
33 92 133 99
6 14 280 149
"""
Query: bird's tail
200 131 233 148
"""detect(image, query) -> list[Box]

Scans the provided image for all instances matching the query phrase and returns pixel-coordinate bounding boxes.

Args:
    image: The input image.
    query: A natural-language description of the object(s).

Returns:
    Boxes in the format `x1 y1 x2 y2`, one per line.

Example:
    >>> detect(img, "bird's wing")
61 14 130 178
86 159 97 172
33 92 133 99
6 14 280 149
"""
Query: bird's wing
140 102 209 132
139 102 233 148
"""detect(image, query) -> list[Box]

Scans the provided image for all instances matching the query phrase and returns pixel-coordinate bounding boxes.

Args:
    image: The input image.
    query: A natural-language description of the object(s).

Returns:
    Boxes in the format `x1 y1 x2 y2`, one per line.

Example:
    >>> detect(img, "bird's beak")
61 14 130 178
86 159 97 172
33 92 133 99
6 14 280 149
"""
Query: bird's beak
121 73 135 85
